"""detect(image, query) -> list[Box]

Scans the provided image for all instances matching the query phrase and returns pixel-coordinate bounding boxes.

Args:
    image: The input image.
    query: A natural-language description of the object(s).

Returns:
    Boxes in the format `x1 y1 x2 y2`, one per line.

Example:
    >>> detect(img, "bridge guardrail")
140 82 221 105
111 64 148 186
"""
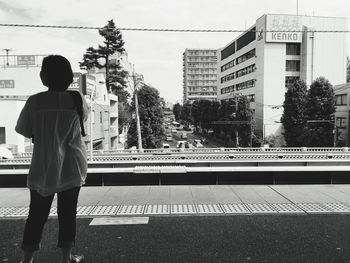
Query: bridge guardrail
13 147 350 158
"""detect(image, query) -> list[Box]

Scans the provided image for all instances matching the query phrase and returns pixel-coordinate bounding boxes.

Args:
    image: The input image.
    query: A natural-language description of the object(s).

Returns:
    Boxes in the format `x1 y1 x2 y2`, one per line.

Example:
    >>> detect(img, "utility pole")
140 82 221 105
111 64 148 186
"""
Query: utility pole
2 48 12 66
132 66 143 151
297 0 299 16
234 95 239 147
90 86 96 161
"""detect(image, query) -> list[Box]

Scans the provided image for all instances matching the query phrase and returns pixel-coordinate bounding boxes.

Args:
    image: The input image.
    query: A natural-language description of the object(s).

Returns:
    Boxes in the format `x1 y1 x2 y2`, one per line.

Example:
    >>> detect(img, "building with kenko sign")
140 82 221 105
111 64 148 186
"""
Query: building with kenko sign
217 14 347 140
0 54 119 153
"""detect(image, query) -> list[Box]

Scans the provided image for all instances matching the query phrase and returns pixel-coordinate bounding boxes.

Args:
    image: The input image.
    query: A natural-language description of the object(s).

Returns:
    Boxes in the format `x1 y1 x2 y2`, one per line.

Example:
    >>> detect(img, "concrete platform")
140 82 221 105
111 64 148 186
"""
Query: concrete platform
2 185 350 217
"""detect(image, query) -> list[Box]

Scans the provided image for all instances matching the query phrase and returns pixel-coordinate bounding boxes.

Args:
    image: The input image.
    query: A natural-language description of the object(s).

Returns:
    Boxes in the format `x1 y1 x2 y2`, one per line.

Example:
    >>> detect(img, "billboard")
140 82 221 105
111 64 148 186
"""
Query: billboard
0 80 15 89
266 15 302 43
85 74 96 97
69 73 83 92
17 55 36 66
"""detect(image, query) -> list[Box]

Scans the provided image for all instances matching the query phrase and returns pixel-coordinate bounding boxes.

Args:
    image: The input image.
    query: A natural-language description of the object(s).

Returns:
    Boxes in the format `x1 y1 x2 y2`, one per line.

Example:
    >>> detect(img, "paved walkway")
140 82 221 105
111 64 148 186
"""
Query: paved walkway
1 185 350 217
3 185 350 262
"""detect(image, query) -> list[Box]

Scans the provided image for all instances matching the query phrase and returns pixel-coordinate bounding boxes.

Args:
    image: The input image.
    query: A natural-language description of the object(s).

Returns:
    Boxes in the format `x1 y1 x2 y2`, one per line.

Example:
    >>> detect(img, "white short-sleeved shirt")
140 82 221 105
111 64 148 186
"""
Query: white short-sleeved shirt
15 90 89 196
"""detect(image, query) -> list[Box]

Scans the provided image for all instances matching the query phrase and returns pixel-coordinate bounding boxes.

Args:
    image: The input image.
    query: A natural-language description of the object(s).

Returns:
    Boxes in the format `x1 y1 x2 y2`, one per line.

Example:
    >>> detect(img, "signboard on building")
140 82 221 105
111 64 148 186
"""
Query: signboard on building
69 73 83 92
17 55 36 66
265 15 302 43
0 80 15 89
85 74 96 97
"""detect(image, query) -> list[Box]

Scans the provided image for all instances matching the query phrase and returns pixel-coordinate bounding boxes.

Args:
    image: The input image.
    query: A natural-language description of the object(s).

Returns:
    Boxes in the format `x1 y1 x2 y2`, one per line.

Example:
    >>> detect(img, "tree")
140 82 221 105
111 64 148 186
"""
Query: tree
303 77 336 146
191 100 200 127
181 102 192 126
80 19 129 101
127 85 165 149
173 103 182 121
236 96 254 146
281 79 308 146
347 56 350 83
198 100 212 130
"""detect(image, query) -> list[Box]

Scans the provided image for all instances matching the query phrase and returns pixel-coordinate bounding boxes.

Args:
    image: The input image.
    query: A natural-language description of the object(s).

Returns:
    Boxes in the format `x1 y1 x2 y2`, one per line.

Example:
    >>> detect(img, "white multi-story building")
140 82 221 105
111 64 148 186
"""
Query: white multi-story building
0 55 46 153
0 54 119 153
217 14 347 138
183 49 218 103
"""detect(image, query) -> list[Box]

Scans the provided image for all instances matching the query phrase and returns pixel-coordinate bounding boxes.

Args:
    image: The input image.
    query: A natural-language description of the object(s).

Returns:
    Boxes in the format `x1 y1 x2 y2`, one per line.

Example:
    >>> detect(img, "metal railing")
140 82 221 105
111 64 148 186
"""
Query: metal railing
3 147 350 165
12 147 350 158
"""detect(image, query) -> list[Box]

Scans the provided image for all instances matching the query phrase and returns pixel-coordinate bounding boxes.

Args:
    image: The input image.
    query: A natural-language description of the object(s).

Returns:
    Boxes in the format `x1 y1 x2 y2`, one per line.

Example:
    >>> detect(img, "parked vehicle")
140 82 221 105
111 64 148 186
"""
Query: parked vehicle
180 132 187 139
200 137 208 145
193 139 204 148
162 143 170 149
176 141 186 148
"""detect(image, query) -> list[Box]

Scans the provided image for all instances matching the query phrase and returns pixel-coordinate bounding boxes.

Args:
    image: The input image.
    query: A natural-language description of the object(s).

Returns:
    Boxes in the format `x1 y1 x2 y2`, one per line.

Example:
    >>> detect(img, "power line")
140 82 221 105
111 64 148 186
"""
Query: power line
1 23 350 33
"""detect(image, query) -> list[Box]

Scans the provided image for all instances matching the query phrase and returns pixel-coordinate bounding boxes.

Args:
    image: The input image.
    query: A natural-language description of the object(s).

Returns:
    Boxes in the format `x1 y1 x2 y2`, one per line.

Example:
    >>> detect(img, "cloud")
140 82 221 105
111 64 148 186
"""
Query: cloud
0 0 38 22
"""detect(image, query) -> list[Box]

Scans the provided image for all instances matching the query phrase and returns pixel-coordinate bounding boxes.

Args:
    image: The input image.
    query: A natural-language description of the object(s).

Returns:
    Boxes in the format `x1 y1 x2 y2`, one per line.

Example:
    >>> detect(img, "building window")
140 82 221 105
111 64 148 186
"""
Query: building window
221 60 235 72
336 117 347 129
221 85 235 95
236 79 256 91
335 94 347 106
221 42 236 60
236 64 256 78
285 76 300 88
286 43 301 55
236 27 256 51
236 49 255 65
286 60 300 72
221 72 235 83
0 127 5 144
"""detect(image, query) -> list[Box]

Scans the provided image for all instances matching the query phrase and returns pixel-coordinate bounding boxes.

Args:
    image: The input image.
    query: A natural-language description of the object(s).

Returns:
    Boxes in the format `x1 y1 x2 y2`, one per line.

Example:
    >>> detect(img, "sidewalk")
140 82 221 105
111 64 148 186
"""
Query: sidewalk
2 185 350 217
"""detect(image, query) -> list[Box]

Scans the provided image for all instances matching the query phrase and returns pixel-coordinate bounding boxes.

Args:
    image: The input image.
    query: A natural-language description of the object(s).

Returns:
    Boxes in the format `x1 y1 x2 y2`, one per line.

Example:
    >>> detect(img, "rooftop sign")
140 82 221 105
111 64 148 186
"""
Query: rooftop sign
266 15 302 43
17 55 36 66
0 80 15 89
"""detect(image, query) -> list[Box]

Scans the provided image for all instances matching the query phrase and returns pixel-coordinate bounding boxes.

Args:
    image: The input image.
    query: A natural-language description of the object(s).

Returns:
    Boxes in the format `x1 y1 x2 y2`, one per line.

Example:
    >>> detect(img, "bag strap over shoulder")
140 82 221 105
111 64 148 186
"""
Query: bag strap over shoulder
67 90 87 137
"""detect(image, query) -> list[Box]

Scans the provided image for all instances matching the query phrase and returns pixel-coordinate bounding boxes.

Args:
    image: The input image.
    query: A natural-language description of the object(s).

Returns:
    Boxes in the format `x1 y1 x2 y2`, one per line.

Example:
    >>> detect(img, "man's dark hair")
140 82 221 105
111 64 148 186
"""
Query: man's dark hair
41 55 74 91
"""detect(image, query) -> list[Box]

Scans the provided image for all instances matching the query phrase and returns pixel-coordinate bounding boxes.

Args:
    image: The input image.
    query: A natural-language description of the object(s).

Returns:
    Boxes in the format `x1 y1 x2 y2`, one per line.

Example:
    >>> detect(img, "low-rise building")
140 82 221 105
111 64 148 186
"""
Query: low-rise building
334 83 350 146
0 54 119 153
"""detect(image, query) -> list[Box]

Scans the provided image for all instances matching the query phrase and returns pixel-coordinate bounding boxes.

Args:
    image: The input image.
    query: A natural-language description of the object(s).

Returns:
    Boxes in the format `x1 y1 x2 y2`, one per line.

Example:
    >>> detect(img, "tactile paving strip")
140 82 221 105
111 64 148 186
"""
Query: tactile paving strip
49 207 57 217
196 204 223 215
117 205 145 216
271 203 305 214
89 205 119 216
296 203 333 214
144 205 170 215
220 204 251 214
171 204 197 215
246 203 278 214
322 203 350 213
76 206 95 216
6 207 29 217
0 207 17 217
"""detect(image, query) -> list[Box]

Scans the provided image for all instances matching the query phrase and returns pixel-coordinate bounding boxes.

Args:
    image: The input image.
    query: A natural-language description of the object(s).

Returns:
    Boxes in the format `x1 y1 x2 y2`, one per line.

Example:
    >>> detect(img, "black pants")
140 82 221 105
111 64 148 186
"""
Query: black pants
21 187 81 252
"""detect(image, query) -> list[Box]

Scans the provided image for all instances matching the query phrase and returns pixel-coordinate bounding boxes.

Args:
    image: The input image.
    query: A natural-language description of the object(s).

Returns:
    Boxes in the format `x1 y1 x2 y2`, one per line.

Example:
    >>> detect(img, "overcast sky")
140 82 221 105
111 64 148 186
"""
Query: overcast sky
1 0 350 104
